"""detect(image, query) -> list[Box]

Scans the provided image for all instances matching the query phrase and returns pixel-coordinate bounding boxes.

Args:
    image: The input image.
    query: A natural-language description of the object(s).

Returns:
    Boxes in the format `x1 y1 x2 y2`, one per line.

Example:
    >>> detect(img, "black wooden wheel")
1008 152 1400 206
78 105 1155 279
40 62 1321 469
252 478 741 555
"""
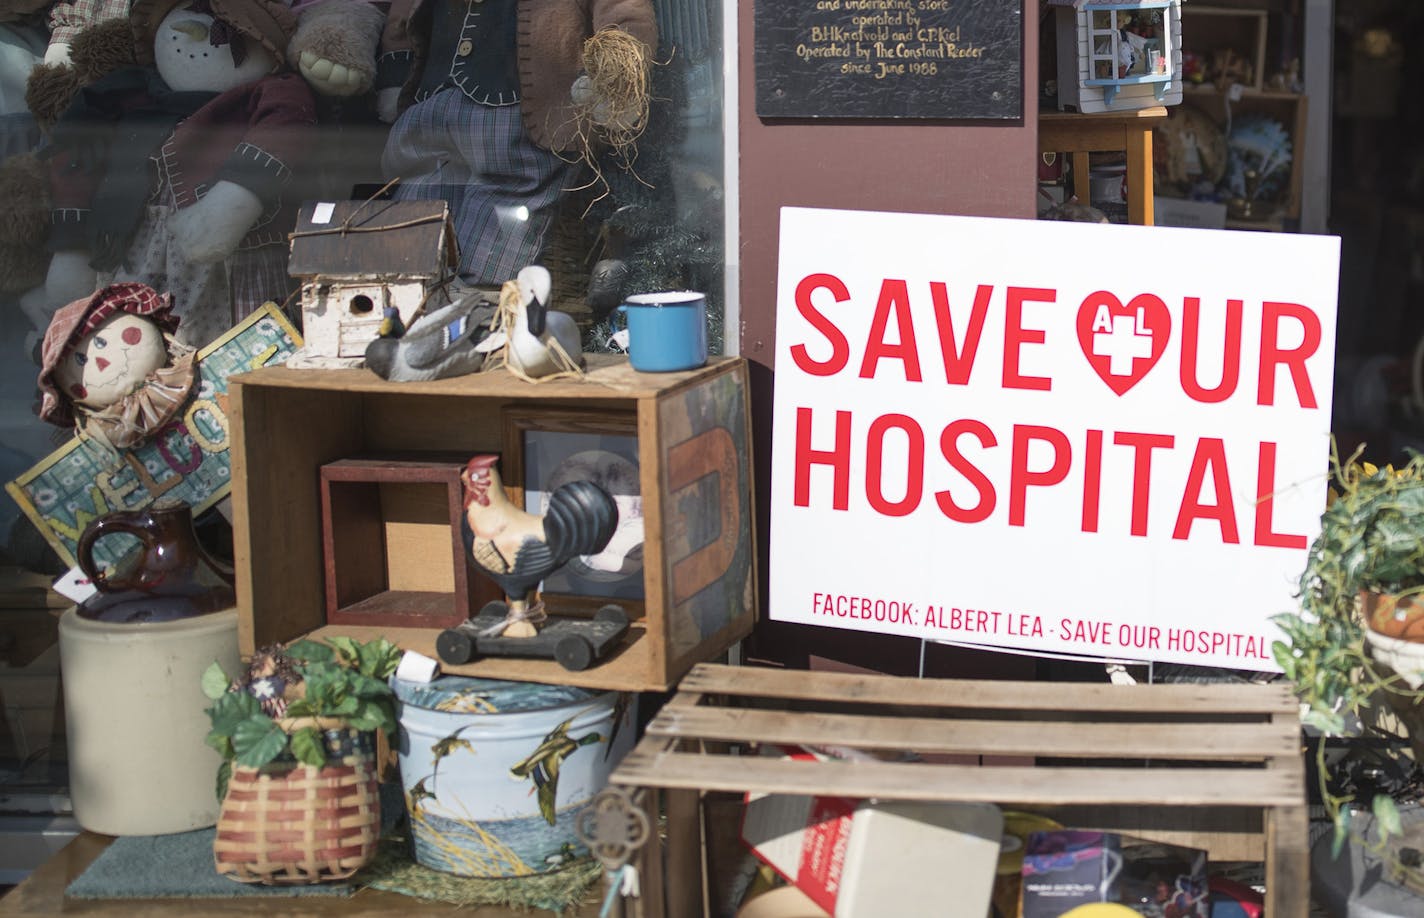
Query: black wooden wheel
555 634 595 671
436 627 477 665
594 604 628 627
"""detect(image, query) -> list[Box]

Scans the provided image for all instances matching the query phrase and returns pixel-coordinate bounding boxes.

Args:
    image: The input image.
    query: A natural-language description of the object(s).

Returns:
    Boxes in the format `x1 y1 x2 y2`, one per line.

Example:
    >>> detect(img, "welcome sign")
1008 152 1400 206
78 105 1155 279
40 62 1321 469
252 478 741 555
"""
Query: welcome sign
6 304 301 569
768 207 1340 670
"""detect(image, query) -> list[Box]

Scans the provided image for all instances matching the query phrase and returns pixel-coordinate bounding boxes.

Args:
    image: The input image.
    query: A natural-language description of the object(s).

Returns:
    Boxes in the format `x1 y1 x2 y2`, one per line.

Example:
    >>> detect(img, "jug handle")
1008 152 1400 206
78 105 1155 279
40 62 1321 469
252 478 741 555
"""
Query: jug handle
77 513 161 593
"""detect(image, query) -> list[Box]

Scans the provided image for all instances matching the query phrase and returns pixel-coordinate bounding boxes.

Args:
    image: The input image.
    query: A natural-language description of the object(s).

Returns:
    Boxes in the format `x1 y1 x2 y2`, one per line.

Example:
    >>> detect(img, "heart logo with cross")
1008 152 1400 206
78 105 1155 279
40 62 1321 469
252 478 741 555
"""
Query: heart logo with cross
1075 292 1171 396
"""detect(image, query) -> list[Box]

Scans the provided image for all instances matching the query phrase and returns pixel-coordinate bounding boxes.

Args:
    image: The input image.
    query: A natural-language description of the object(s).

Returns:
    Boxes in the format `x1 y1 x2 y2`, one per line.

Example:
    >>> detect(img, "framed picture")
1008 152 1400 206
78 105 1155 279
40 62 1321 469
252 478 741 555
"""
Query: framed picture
502 407 645 617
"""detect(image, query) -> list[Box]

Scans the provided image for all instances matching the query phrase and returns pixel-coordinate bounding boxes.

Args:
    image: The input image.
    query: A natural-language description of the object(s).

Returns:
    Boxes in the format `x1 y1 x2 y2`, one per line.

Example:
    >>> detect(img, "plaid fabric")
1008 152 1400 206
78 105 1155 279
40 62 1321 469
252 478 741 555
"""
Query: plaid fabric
46 0 129 45
102 202 291 349
37 282 177 426
228 243 294 322
381 90 571 286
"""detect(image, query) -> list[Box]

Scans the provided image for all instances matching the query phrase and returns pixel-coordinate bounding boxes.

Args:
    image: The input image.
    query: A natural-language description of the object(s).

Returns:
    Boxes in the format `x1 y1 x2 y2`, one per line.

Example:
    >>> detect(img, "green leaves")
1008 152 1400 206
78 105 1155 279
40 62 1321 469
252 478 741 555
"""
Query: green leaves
1373 793 1403 838
202 636 401 773
289 727 328 768
201 662 231 701
232 716 287 768
207 689 261 735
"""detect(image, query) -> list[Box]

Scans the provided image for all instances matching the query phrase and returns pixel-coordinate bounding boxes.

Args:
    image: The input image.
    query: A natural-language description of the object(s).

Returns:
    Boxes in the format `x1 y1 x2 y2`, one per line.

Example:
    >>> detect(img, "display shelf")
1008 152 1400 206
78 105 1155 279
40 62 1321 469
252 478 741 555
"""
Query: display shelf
228 355 757 691
1181 5 1269 92
1179 86 1307 219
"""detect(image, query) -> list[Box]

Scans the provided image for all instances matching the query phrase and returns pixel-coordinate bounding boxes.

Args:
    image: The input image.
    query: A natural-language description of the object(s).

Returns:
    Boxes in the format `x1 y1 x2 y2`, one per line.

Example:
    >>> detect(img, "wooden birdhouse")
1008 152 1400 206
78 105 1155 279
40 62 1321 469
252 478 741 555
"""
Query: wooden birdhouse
1051 0 1183 113
287 200 458 366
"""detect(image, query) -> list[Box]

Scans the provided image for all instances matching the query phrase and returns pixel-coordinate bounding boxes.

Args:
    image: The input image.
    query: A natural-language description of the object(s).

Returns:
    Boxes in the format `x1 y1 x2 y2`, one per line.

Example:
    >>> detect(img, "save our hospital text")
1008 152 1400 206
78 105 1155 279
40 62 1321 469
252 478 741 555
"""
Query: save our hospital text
807 592 1272 660
787 273 1321 548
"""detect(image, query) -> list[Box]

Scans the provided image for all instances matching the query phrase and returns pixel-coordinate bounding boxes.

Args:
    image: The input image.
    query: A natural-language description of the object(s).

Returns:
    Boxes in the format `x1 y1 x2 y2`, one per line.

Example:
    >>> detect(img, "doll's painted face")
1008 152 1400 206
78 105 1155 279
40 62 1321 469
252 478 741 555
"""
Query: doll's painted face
154 3 277 94
54 314 168 410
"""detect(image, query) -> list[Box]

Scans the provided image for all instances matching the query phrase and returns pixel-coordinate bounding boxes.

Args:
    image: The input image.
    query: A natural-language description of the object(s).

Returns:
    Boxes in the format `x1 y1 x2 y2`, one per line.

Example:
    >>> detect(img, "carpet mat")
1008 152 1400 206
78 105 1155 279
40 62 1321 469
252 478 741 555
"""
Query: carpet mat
64 828 354 899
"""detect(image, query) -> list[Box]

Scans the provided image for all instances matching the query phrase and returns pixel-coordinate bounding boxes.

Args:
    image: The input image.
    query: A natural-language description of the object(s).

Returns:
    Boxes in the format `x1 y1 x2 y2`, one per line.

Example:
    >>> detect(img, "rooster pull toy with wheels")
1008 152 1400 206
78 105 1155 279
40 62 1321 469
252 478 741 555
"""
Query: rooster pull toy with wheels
436 454 629 672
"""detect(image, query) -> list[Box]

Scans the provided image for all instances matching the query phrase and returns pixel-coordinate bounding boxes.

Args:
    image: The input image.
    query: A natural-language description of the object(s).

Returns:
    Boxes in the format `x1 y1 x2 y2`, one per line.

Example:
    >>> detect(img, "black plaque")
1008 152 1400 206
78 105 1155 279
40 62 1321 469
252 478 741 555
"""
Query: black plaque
755 0 1022 120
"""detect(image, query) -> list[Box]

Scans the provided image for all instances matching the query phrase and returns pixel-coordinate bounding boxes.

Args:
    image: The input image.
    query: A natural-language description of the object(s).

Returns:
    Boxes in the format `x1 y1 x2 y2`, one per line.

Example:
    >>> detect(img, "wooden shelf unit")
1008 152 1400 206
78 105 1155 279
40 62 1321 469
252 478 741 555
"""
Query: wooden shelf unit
1182 5 1269 91
611 663 1309 918
228 355 757 691
1180 85 1307 220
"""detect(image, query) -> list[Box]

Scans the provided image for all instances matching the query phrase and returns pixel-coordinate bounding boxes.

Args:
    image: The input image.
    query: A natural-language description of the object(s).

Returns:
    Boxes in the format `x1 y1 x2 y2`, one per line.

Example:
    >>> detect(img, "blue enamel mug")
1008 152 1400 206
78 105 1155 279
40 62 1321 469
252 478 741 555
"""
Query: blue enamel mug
616 291 709 372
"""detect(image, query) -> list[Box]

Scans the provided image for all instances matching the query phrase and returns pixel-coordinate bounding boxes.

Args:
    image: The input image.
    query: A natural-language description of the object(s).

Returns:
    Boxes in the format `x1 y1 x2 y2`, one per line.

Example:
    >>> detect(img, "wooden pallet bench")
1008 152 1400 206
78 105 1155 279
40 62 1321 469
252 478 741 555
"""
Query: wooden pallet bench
610 663 1309 917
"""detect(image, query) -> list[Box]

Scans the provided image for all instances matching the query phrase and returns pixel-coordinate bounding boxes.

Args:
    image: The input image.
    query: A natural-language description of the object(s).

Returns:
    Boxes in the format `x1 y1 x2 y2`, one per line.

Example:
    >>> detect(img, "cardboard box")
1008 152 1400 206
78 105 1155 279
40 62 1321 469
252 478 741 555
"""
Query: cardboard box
1020 830 1209 918
1155 197 1228 230
740 760 1003 918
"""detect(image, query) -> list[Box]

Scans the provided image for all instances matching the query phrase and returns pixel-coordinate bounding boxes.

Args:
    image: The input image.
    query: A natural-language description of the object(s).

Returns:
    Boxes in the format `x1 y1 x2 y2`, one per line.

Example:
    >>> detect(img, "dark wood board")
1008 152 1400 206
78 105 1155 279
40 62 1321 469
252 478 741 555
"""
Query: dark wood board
755 0 1023 119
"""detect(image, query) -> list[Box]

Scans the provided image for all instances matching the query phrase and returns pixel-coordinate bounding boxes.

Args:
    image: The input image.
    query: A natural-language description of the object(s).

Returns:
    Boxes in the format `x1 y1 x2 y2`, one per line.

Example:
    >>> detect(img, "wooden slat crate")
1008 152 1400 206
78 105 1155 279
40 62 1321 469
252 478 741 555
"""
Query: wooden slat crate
611 663 1308 917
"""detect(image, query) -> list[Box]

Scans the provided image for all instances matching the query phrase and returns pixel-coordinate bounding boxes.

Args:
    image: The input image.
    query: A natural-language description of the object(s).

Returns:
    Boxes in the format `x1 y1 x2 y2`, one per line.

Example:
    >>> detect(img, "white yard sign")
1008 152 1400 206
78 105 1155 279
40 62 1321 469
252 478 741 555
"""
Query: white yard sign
769 207 1340 670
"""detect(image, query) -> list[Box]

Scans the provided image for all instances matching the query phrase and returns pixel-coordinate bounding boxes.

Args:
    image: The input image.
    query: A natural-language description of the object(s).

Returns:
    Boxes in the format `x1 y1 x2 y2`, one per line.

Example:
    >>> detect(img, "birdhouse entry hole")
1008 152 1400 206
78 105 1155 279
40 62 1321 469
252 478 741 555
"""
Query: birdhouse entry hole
350 294 375 315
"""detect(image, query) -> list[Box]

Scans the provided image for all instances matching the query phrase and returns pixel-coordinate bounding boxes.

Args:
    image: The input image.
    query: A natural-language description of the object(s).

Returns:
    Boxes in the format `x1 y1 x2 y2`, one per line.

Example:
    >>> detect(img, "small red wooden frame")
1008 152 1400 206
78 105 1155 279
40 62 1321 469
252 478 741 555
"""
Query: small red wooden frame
319 455 496 629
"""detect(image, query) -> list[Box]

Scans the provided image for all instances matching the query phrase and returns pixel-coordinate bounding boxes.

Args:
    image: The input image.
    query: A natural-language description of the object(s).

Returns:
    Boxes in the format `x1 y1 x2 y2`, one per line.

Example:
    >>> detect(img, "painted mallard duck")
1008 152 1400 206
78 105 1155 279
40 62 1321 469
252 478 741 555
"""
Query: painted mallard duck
509 716 603 826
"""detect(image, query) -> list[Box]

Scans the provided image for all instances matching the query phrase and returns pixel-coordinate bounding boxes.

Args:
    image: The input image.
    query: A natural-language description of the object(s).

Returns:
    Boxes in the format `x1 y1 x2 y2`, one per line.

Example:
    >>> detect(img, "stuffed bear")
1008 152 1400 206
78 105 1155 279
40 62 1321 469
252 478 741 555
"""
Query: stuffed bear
33 0 318 348
374 0 657 287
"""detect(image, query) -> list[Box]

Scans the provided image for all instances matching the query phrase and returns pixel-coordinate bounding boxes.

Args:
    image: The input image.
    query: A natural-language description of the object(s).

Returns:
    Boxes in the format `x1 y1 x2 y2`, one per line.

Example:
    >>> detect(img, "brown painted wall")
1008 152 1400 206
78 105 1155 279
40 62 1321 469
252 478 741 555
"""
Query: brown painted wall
738 2 1041 674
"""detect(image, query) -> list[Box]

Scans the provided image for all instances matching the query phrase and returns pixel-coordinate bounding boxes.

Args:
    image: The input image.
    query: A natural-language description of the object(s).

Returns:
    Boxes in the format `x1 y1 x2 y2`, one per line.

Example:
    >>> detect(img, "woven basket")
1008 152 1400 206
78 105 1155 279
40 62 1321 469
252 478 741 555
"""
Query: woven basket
213 721 380 885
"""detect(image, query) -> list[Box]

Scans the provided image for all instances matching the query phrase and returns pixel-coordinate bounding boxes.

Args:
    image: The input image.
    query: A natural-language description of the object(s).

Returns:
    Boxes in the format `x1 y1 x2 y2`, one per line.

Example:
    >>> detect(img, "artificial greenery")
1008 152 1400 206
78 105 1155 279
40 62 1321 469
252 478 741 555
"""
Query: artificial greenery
1272 443 1424 862
202 636 403 797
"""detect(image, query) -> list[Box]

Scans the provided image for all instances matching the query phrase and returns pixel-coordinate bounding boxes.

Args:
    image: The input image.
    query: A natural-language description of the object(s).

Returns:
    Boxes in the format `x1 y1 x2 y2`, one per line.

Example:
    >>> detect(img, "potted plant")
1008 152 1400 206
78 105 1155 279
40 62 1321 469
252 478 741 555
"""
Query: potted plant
201 635 404 884
1273 444 1424 875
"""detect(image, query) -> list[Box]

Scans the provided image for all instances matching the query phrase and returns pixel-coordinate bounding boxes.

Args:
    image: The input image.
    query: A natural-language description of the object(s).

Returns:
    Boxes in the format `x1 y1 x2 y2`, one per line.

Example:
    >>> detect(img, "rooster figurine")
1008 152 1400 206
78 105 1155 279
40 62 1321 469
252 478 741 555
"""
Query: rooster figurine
457 454 618 639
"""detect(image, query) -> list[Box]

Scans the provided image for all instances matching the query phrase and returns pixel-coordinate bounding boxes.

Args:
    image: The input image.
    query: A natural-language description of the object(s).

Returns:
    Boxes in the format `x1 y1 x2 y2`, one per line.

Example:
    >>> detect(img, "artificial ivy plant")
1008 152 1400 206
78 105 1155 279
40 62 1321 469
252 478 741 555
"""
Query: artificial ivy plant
1273 443 1424 861
201 636 404 798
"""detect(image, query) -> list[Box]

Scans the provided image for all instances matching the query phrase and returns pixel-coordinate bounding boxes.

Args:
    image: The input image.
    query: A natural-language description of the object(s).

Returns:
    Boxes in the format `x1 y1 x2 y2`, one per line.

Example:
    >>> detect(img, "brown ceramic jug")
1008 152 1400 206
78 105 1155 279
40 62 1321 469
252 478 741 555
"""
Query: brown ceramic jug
75 499 235 623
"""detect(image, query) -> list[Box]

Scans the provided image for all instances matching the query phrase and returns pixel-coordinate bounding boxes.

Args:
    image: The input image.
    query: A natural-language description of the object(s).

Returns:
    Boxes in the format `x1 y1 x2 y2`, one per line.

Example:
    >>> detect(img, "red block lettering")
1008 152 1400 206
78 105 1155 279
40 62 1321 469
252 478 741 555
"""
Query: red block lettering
931 282 992 385
794 407 852 510
1172 437 1240 543
1113 431 1174 537
859 279 923 381
1003 287 1056 391
1180 297 1243 403
1009 424 1071 526
866 414 924 516
1258 301 1321 408
1081 428 1104 533
1255 441 1307 548
791 273 851 377
937 419 997 523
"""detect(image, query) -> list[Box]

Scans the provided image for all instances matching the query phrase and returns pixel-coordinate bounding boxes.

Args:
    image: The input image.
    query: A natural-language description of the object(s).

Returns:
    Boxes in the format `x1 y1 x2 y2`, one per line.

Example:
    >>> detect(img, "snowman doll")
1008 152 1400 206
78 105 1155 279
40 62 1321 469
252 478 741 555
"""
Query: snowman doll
37 0 316 348
36 281 195 451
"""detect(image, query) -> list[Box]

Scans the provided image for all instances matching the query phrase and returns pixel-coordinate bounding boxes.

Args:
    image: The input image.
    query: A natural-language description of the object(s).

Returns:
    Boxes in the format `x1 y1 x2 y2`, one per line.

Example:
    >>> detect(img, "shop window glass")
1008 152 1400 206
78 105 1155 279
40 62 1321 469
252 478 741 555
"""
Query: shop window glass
0 0 726 869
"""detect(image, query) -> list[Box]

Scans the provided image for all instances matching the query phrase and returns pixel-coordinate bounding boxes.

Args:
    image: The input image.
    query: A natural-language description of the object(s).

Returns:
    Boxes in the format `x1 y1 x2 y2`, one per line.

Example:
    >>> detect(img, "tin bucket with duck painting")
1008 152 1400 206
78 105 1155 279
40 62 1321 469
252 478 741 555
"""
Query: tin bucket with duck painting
392 675 635 877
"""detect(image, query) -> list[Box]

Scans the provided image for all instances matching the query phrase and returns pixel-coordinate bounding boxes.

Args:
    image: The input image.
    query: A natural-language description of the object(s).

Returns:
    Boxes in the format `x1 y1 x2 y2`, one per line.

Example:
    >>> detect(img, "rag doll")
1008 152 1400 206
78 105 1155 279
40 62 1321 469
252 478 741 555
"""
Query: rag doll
373 0 657 287
36 280 196 451
37 0 317 348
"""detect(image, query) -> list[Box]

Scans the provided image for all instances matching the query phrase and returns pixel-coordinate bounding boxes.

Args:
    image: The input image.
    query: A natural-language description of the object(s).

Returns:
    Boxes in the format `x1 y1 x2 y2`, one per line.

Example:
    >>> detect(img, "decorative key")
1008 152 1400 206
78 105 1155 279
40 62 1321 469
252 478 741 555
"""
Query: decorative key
575 785 651 871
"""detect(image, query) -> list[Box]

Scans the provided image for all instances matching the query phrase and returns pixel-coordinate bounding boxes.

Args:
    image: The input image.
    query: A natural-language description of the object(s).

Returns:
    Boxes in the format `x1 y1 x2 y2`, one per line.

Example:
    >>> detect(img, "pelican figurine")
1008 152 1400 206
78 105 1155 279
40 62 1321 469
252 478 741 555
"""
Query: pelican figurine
503 265 585 379
509 716 603 825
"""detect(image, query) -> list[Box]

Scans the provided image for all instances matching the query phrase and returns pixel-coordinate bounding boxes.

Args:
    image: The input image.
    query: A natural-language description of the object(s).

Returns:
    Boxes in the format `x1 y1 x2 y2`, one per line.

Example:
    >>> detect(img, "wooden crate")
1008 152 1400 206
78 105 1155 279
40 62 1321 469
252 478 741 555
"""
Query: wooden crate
1180 87 1308 222
1182 5 1268 92
611 663 1308 918
228 355 757 692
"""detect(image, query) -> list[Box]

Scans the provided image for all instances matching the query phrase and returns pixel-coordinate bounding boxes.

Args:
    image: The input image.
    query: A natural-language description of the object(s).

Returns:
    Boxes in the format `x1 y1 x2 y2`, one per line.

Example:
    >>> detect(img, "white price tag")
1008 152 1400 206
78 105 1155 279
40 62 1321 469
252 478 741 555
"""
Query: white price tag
53 566 98 605
311 202 336 225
